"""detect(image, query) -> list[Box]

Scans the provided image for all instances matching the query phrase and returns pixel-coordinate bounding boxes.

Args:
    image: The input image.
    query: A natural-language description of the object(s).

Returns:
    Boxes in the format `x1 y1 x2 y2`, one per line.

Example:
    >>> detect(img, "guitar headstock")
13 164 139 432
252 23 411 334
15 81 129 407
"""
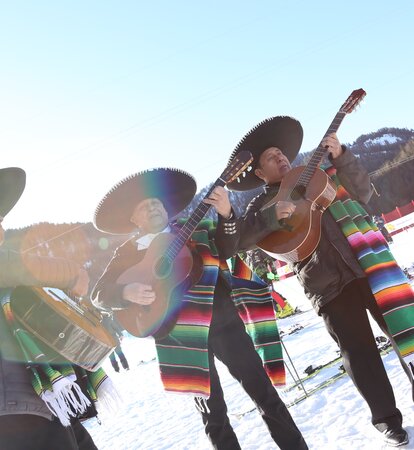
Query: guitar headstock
339 88 366 114
221 150 253 185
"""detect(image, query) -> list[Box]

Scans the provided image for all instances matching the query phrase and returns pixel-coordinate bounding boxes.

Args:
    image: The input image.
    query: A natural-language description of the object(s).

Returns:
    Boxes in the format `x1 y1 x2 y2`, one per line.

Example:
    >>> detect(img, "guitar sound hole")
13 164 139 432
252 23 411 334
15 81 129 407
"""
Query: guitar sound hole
154 256 172 279
291 185 306 201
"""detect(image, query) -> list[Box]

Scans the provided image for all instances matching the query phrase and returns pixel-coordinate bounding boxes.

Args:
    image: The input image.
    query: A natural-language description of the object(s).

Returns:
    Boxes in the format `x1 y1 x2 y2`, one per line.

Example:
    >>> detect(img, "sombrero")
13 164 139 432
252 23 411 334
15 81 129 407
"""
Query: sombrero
94 168 197 234
0 167 26 219
227 116 303 191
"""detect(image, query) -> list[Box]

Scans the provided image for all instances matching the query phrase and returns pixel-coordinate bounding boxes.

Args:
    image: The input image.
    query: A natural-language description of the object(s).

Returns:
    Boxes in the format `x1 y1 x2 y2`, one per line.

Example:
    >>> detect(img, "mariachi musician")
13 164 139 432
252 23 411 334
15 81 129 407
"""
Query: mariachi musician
91 167 307 450
227 116 413 448
0 167 98 450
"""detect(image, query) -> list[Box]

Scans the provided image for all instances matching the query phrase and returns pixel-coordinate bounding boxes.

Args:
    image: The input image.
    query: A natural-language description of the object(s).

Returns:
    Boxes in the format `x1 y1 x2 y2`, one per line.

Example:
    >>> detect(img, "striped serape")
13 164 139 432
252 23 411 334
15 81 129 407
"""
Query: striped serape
326 166 414 374
155 219 285 397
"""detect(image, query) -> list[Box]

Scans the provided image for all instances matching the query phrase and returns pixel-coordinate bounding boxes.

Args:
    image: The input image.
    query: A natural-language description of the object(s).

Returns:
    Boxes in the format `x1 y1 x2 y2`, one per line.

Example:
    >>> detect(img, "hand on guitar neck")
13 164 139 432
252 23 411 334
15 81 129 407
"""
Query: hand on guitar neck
203 186 232 219
321 133 343 160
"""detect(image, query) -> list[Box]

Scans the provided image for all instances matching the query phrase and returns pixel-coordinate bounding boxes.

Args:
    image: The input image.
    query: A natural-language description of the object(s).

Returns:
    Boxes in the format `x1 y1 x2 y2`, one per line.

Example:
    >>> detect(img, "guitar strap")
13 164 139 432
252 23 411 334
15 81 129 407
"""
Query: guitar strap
326 166 414 377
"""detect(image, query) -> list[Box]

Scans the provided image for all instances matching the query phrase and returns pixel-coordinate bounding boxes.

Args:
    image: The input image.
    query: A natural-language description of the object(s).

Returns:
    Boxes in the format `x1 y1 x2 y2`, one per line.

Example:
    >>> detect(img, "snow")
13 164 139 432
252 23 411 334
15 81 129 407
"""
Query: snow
84 229 414 450
363 134 403 147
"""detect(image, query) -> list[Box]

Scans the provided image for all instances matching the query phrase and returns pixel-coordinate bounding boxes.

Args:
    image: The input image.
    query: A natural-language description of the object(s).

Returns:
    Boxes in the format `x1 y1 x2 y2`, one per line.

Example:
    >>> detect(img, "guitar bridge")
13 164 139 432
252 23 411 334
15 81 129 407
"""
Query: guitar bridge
313 203 327 213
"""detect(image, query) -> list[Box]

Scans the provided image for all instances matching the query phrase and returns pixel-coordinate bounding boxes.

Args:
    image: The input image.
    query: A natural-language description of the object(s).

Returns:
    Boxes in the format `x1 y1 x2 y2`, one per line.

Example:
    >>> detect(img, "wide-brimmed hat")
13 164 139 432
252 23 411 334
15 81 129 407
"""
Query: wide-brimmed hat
227 116 303 191
0 167 26 219
94 168 197 234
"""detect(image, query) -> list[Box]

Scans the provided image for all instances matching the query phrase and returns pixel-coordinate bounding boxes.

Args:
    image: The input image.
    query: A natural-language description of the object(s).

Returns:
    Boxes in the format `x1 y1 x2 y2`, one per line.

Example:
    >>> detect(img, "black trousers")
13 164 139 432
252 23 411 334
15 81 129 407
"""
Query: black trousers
109 345 129 371
320 278 403 431
0 415 98 450
195 297 307 450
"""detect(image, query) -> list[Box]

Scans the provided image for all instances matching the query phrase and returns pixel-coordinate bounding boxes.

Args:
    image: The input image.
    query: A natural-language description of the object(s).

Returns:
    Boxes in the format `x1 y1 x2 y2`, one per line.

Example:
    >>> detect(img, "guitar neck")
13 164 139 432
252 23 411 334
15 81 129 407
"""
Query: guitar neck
165 178 226 261
297 110 347 185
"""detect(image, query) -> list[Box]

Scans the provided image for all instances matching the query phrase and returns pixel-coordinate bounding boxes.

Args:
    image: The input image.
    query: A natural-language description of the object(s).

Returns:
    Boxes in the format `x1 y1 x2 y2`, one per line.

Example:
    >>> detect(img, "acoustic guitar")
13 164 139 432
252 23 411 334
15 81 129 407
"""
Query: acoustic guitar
10 286 118 371
258 88 366 263
115 150 253 338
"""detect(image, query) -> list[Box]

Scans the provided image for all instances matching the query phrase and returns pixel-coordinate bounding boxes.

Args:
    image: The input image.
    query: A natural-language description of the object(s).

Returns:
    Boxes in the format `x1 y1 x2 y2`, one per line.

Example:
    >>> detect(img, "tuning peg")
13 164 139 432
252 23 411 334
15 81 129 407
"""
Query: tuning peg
247 165 252 172
237 177 241 183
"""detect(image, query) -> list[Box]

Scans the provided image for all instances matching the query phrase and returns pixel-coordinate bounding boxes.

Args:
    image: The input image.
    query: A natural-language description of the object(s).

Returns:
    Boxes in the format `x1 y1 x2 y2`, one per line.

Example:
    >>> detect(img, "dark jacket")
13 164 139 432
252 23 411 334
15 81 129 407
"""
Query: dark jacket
0 250 83 420
237 149 373 313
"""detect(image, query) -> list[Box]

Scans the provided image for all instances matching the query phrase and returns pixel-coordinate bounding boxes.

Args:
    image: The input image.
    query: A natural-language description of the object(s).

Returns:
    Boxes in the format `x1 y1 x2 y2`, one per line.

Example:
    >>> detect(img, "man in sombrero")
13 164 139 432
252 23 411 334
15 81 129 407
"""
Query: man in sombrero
0 168 99 449
91 167 308 450
228 116 414 447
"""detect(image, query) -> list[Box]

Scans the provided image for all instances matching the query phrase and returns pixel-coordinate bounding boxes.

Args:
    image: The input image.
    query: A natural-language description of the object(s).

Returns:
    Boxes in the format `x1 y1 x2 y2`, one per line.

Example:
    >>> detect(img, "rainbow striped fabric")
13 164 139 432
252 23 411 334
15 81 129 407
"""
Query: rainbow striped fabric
1 289 120 426
155 219 285 397
326 166 414 373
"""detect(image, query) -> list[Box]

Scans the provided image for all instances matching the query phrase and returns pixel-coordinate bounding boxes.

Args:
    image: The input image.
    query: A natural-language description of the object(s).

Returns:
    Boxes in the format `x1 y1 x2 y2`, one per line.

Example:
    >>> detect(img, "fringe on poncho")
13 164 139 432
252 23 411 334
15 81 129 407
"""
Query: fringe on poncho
1 289 122 426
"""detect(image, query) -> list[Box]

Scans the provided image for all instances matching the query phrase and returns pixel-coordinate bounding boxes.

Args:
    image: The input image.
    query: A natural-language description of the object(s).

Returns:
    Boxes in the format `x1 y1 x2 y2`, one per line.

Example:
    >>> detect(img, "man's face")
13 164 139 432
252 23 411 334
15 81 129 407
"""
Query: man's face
254 147 292 184
130 198 169 234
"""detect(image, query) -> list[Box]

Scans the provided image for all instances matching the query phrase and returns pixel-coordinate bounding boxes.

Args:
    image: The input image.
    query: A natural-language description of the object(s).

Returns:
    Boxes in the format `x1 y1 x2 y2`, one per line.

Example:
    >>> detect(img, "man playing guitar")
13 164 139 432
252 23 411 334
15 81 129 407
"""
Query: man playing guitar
228 115 411 448
91 167 308 450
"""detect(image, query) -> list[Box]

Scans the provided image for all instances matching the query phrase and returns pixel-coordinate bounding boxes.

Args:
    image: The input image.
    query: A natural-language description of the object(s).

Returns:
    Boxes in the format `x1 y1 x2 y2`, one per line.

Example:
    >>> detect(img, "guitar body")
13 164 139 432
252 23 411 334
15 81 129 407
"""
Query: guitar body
10 286 118 371
115 233 194 338
258 166 337 263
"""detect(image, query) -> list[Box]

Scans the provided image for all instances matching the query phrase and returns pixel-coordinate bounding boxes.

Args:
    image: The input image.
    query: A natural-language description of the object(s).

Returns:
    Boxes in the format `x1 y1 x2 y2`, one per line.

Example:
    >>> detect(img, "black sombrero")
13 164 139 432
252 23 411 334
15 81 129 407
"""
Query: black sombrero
94 168 197 234
227 116 303 191
0 167 26 219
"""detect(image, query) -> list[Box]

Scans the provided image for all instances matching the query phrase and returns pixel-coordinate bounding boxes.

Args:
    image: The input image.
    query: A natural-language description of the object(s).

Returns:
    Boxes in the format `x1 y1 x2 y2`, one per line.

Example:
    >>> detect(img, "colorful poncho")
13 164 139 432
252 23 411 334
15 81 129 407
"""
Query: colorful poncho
155 219 285 397
1 288 122 426
326 166 414 375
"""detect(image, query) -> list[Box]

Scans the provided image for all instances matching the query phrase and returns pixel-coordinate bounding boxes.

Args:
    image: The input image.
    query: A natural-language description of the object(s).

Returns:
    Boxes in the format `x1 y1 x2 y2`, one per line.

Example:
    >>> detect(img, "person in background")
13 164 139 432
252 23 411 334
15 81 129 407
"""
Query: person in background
102 314 130 372
373 215 394 245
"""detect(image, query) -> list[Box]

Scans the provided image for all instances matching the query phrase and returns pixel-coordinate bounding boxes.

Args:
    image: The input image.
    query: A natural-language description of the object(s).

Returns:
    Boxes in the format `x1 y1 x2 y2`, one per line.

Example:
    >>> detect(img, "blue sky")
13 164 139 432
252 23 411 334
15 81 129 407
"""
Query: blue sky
1 0 413 228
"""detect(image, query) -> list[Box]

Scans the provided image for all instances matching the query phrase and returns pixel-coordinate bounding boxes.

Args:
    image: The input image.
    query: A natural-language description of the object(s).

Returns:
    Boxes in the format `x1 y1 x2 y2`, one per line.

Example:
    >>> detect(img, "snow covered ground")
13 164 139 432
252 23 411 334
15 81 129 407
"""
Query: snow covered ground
84 228 414 450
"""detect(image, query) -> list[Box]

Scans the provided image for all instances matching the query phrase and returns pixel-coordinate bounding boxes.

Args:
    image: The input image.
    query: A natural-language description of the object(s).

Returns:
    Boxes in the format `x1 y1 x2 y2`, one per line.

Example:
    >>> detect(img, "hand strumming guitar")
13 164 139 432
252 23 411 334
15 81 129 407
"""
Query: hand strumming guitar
123 282 156 305
274 200 296 222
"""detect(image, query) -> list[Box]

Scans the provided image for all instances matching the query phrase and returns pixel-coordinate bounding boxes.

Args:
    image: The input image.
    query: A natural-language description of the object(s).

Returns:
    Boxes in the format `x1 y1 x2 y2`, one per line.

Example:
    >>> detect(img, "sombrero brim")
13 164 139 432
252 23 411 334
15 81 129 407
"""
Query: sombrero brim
0 167 26 218
227 116 303 191
94 168 197 234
